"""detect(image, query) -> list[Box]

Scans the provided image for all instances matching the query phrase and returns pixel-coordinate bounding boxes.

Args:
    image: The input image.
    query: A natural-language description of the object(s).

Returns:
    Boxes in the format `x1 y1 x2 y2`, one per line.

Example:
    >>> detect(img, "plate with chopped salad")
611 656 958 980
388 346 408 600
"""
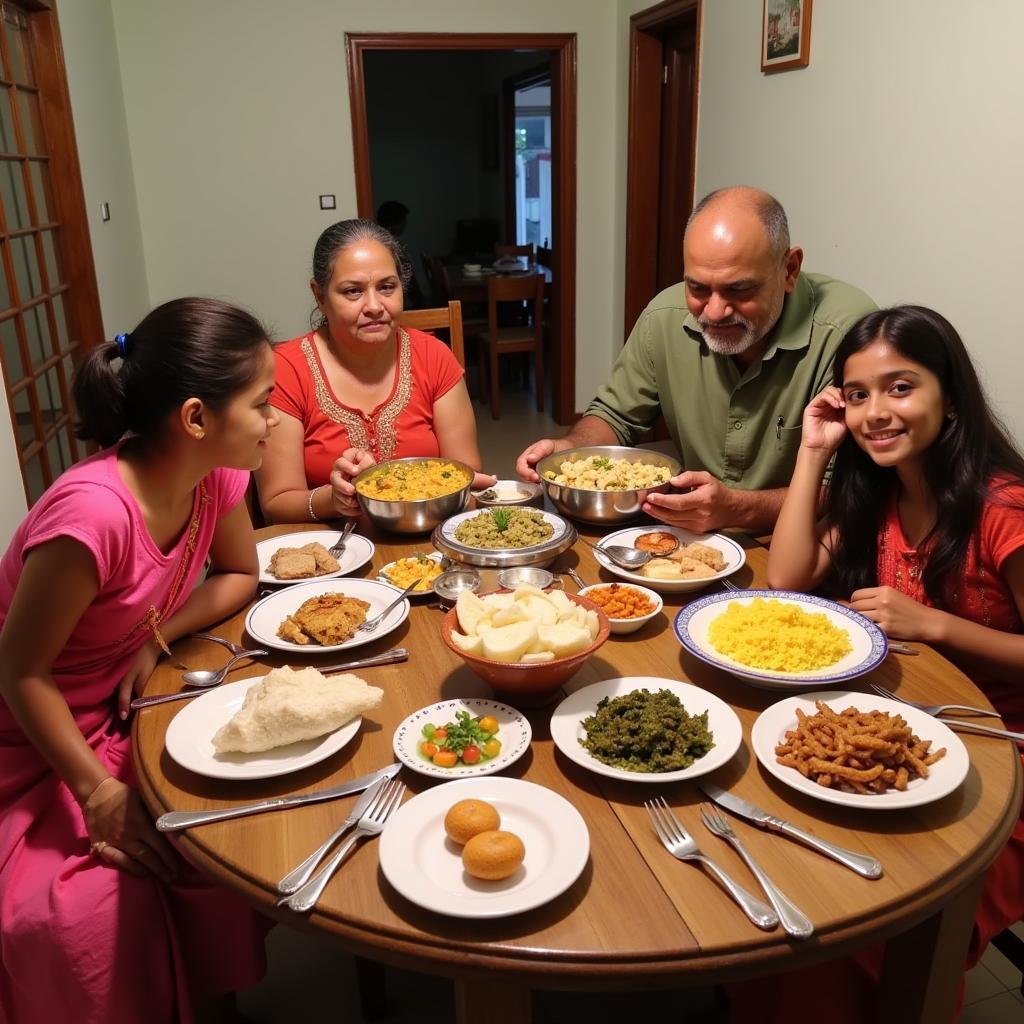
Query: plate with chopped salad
550 677 742 782
393 698 532 778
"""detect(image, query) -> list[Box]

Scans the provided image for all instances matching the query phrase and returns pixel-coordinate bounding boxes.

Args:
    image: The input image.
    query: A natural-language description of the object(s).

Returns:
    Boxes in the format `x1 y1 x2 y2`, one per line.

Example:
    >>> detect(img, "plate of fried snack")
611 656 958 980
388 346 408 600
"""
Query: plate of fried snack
591 526 745 593
751 690 969 809
245 578 411 653
256 529 374 585
164 666 383 779
675 590 887 689
377 551 445 596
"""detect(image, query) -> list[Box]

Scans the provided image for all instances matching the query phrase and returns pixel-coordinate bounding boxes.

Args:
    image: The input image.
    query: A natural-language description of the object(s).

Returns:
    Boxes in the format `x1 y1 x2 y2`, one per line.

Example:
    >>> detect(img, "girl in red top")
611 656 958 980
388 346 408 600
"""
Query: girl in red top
257 219 493 523
760 304 1024 1019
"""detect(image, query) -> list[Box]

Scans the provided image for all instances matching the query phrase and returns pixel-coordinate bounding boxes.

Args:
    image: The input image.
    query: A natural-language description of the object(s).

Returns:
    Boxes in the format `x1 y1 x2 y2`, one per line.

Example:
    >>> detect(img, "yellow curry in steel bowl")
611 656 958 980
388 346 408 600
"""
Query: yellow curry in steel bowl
354 457 473 534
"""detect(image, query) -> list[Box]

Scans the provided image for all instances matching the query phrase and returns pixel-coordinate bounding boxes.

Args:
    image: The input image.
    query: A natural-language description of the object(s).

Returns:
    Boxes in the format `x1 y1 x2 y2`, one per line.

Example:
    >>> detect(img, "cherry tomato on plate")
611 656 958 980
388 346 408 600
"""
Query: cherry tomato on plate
420 741 438 758
432 749 458 768
477 715 499 735
433 728 449 741
482 739 502 758
461 745 482 765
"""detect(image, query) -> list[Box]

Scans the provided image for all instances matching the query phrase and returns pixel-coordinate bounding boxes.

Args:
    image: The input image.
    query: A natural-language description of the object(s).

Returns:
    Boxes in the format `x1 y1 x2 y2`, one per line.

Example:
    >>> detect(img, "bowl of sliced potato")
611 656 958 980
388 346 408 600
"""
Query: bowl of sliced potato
441 585 610 707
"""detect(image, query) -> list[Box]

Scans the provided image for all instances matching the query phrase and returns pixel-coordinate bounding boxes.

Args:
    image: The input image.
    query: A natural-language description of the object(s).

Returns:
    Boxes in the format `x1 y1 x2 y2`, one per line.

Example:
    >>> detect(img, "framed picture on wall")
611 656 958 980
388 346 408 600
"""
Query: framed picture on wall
761 0 812 73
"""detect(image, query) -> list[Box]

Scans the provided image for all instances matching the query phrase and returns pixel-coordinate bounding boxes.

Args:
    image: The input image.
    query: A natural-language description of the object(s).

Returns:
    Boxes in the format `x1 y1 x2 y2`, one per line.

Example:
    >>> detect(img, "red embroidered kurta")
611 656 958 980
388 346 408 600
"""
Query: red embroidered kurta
269 327 464 485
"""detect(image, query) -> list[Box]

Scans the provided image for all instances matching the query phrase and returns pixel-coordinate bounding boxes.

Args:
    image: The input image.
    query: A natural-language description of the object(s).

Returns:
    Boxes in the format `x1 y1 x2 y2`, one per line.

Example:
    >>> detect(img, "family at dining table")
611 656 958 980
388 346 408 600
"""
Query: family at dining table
0 182 1023 1023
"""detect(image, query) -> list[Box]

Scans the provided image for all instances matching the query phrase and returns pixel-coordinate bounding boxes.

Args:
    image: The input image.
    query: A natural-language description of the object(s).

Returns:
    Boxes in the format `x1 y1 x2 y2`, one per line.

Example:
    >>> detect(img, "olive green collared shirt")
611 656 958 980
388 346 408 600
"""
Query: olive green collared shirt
584 273 875 491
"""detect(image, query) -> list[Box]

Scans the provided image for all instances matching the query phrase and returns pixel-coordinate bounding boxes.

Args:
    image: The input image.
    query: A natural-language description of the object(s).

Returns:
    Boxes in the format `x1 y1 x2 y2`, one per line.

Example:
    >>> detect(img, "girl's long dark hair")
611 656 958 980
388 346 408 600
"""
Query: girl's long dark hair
827 305 1024 606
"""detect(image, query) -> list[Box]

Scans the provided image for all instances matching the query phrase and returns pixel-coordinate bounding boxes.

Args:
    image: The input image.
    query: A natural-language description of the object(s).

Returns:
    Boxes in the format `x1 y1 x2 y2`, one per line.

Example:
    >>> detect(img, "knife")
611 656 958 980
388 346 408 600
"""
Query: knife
276 774 387 894
155 763 402 831
700 782 883 879
131 648 409 710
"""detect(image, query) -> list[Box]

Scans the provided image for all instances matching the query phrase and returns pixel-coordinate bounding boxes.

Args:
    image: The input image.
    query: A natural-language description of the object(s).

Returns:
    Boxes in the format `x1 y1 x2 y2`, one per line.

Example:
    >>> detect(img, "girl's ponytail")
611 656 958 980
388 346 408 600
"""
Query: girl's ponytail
72 341 129 447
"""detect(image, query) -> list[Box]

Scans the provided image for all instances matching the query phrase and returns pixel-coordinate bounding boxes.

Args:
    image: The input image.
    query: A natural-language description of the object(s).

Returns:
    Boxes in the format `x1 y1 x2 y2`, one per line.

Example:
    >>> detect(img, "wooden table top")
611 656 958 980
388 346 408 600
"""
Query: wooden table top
133 521 1021 1009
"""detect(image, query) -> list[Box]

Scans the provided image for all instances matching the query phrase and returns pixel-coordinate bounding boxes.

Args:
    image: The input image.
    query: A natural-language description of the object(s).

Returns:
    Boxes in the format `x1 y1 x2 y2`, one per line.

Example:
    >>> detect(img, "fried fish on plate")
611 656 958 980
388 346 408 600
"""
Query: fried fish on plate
267 542 341 580
277 593 370 645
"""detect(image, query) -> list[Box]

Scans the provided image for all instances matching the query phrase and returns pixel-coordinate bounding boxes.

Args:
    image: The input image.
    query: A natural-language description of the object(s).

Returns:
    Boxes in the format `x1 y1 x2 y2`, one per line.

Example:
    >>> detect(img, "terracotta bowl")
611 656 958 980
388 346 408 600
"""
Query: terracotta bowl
440 591 611 708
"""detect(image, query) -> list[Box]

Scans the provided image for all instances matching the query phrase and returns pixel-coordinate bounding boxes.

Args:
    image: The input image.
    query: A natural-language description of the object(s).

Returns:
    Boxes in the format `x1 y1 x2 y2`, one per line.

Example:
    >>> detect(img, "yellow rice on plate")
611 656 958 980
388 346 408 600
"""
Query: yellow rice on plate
356 461 470 501
708 597 852 672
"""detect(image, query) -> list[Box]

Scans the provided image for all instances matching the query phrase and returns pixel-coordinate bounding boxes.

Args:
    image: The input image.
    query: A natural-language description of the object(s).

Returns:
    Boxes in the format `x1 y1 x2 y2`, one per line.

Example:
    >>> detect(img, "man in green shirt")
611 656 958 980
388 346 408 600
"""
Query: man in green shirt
515 186 875 533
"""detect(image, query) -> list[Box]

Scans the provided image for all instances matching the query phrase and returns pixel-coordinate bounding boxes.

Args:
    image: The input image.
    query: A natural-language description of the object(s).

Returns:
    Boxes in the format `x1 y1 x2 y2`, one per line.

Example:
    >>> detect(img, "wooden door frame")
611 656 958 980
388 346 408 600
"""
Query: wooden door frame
346 33 577 425
623 0 701 338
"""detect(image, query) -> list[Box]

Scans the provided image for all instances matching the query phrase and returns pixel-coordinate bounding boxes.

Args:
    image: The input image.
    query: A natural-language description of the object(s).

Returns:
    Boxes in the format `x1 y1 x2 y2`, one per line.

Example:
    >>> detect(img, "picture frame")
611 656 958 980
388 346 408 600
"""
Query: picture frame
761 0 812 73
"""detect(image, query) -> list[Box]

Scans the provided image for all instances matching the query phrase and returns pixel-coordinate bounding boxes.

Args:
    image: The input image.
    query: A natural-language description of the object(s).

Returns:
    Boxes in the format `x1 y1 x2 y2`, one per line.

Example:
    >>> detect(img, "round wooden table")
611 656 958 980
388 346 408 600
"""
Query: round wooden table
133 522 1021 1024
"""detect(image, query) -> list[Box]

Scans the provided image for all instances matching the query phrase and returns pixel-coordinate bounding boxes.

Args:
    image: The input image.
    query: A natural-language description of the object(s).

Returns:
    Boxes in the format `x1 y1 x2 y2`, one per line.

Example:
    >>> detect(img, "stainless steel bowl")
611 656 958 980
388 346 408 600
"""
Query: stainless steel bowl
535 445 681 525
353 457 474 535
432 507 577 569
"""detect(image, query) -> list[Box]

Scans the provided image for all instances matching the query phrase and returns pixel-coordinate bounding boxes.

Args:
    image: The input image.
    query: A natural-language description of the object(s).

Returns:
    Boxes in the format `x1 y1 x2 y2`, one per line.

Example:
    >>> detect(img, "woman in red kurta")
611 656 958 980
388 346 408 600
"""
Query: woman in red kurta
257 219 493 523
759 305 1024 1020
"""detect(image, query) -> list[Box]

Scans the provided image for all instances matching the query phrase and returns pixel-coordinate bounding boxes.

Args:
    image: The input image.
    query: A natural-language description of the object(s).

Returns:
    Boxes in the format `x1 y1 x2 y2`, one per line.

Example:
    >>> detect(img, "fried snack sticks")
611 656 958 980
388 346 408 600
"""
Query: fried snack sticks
775 701 946 794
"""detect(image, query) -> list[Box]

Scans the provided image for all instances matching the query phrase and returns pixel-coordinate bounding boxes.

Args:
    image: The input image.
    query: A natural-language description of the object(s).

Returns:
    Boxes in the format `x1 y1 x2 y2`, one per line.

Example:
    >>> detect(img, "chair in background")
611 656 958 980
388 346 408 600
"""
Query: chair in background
992 925 1024 994
401 301 465 368
495 242 535 261
476 273 544 420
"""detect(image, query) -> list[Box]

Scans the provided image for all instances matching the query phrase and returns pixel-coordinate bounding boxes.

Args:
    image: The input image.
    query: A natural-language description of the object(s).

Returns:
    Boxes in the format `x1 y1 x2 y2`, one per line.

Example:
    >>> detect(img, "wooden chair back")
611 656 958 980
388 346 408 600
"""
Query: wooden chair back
495 242 535 260
400 301 465 367
420 254 451 306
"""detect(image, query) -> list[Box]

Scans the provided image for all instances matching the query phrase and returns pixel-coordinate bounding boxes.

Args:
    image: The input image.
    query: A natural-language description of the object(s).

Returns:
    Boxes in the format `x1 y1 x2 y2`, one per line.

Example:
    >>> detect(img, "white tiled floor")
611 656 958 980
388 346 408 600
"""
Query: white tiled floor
235 385 1024 1022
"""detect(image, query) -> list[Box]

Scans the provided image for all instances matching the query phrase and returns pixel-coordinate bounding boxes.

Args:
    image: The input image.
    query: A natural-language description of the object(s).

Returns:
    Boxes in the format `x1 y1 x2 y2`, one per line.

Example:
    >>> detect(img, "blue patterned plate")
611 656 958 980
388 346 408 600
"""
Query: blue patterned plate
674 589 888 690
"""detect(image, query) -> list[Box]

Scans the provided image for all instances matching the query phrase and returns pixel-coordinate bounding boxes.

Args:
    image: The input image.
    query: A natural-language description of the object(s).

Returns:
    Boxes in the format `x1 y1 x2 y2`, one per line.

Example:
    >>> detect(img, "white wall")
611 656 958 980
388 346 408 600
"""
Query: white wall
56 0 148 335
696 0 1024 439
108 0 621 407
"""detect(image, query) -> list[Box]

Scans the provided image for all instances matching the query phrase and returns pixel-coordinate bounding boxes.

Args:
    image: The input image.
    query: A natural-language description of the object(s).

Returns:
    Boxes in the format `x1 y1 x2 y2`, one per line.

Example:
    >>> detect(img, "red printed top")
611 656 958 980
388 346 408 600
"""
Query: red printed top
269 327 464 486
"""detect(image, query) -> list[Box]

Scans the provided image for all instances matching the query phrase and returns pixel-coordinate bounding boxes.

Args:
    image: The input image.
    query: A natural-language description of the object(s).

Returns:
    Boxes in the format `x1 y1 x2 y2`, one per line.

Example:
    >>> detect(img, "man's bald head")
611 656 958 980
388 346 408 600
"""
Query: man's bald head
686 186 790 261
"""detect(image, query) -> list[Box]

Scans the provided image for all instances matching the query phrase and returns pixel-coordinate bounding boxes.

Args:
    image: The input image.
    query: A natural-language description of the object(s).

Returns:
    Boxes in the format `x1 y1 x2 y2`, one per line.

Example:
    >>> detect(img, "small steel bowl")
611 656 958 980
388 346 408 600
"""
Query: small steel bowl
472 480 544 508
535 445 681 525
496 566 561 590
433 568 482 604
354 457 474 534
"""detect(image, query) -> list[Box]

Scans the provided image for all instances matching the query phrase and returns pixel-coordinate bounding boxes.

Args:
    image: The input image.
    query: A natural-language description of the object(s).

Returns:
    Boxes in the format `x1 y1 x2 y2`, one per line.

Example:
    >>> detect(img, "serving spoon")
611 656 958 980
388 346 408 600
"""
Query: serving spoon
576 535 653 570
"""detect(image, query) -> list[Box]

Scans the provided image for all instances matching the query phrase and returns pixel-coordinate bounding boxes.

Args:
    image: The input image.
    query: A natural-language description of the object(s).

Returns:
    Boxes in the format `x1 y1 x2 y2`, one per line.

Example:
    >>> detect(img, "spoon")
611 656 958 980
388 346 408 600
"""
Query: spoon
577 536 652 570
180 648 268 688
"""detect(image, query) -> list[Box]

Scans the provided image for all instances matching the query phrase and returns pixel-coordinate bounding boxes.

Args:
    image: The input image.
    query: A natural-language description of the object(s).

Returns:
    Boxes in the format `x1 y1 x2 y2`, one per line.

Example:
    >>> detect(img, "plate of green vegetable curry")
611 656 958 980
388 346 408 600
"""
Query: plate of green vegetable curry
550 677 742 782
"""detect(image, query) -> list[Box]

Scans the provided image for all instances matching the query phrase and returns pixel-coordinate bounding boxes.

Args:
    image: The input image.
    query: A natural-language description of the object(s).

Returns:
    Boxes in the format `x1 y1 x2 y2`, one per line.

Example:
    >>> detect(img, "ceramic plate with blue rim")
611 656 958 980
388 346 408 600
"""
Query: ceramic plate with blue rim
392 697 532 779
674 590 888 690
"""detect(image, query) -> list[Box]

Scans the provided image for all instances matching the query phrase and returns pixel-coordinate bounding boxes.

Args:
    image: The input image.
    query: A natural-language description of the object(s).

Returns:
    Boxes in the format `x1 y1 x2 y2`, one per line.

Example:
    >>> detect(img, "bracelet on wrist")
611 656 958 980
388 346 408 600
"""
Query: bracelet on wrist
308 486 324 522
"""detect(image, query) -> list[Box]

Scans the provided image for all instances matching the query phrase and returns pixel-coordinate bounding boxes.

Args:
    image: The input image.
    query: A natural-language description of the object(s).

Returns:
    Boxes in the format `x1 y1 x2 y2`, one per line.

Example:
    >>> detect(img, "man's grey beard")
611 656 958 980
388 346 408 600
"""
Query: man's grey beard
698 313 760 355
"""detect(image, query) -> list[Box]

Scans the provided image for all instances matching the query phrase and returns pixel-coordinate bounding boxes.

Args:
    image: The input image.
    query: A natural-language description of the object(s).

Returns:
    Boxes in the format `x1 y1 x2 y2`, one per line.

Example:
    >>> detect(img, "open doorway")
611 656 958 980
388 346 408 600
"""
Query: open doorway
346 33 577 426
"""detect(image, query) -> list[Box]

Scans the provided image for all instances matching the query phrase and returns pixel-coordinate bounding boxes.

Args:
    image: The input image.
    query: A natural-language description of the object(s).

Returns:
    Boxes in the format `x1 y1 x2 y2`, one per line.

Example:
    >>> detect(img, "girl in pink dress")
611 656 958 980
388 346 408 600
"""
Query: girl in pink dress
0 298 279 1023
752 305 1024 1019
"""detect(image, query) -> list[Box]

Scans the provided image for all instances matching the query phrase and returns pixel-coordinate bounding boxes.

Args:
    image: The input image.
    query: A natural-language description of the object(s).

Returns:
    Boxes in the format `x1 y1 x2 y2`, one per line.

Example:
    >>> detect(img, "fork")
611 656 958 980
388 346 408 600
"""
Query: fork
357 580 419 633
189 633 250 656
281 779 405 913
699 804 813 939
721 578 741 592
644 798 779 931
870 682 1002 718
328 519 357 559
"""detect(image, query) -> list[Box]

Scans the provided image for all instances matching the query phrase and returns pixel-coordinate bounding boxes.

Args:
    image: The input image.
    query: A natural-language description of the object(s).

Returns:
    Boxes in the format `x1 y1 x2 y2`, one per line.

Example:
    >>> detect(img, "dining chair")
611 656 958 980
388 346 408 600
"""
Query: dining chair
992 924 1024 994
495 242 535 260
400 301 465 367
477 273 544 419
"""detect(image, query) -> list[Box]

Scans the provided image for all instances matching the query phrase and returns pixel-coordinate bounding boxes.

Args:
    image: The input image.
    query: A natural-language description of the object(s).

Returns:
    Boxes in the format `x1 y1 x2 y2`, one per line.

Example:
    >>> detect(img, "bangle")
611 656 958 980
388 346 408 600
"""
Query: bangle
308 486 324 522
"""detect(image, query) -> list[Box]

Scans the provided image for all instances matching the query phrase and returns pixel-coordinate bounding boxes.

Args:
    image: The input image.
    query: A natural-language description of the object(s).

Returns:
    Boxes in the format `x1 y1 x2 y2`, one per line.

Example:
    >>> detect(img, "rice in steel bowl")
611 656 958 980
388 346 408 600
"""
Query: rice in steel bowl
355 460 471 500
454 508 554 549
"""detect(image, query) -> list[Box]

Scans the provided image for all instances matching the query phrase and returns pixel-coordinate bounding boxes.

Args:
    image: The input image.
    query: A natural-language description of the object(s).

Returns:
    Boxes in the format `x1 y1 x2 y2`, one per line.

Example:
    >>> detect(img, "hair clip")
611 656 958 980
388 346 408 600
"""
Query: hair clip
114 333 132 358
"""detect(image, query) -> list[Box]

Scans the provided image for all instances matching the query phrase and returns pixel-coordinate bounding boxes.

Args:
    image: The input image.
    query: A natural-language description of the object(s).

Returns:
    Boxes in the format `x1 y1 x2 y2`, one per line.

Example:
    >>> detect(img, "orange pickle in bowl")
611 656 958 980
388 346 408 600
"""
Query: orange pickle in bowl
585 583 657 619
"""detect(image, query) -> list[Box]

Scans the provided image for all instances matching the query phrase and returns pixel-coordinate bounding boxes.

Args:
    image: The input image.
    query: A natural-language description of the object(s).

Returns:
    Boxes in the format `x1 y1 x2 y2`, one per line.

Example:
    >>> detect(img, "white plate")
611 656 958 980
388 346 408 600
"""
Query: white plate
751 690 969 809
256 530 374 585
591 526 746 593
245 578 409 654
393 698 531 778
675 590 888 690
378 777 589 918
438 507 570 548
550 677 742 782
471 480 543 507
376 552 445 598
164 677 362 780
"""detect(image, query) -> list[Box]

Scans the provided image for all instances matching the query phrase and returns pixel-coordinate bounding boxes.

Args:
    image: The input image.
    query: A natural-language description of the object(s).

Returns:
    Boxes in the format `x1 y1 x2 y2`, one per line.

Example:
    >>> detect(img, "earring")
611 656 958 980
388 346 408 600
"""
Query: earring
196 430 205 439
945 412 957 423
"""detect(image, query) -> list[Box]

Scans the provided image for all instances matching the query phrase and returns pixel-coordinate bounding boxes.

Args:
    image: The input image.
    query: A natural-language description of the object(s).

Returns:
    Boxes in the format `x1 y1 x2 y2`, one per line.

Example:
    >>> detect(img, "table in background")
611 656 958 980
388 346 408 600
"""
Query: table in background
133 522 1021 1024
446 264 552 307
